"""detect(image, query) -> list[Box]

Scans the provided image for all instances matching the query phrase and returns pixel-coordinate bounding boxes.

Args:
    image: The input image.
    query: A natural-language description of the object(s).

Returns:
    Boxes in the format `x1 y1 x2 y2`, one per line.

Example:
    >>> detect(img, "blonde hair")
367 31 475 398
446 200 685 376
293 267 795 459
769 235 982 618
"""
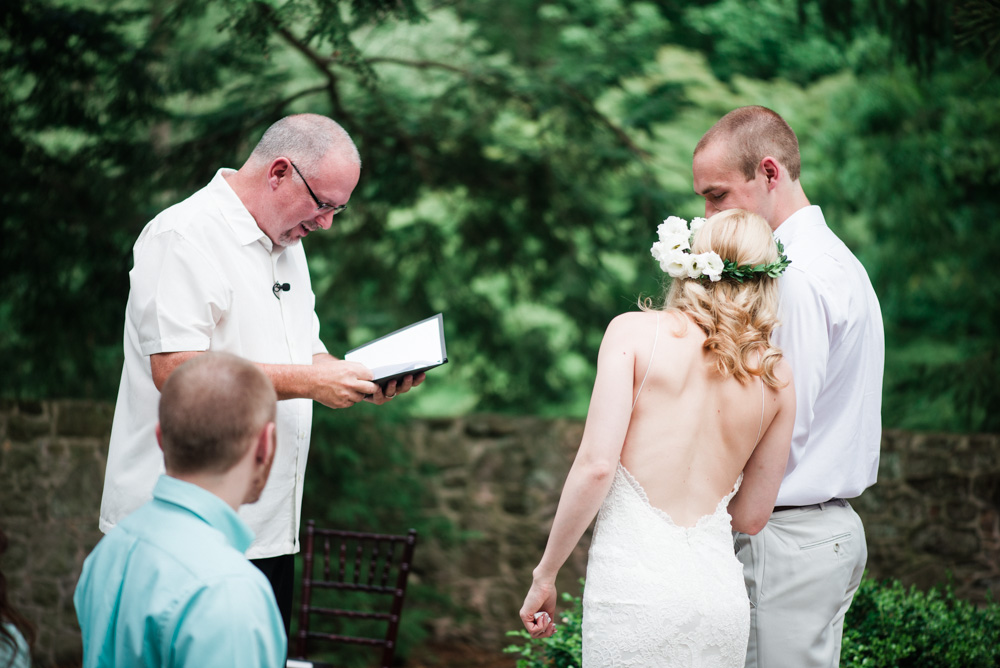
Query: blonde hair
647 209 785 387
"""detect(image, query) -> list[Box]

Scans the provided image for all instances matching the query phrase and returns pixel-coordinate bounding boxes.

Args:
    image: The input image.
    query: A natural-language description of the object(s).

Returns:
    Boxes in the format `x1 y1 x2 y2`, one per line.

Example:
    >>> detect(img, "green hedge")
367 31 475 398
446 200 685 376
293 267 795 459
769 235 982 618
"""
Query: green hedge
505 577 1000 668
841 577 1000 667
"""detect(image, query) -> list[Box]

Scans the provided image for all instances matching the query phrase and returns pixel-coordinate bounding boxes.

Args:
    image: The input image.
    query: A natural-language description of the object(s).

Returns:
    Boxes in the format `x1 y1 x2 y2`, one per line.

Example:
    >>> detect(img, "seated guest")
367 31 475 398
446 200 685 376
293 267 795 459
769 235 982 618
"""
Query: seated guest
1 528 35 668
75 352 286 667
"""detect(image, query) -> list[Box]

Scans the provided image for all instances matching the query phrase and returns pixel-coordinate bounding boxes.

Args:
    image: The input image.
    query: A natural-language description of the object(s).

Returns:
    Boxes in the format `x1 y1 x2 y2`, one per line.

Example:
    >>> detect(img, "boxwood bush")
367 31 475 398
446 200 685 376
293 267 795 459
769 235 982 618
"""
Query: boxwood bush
841 576 1000 667
505 576 1000 668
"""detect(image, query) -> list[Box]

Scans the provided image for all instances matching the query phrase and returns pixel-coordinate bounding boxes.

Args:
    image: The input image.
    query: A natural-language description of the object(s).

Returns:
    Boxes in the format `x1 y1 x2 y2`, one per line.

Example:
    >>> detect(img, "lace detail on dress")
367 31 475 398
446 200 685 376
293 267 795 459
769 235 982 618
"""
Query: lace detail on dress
582 464 749 667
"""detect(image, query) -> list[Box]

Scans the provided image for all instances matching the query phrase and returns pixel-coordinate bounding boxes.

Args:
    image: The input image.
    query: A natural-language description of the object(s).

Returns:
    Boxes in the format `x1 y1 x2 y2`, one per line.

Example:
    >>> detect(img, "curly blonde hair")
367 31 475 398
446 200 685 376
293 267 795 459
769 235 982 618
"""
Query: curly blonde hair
647 209 785 388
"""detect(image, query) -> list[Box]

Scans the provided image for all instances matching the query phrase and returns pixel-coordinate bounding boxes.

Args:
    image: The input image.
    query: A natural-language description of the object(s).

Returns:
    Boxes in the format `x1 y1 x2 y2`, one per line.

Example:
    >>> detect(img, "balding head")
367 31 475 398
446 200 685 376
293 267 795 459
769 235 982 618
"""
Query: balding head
248 114 361 174
695 106 801 181
158 353 277 476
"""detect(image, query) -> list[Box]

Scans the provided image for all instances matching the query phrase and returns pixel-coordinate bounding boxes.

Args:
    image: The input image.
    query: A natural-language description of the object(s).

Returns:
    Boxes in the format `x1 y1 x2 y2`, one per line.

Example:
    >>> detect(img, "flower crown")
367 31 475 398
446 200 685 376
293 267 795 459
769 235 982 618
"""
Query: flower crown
650 216 790 283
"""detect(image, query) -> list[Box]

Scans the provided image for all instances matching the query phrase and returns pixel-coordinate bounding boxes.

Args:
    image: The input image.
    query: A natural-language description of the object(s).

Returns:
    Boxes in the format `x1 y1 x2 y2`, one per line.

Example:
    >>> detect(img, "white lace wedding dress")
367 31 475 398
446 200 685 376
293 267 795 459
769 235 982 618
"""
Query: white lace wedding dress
581 314 752 667
582 464 748 667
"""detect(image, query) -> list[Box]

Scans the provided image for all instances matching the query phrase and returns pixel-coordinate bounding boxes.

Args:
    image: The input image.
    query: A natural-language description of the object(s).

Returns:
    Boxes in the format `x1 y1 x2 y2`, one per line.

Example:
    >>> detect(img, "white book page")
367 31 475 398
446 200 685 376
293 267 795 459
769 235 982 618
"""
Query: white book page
344 315 445 380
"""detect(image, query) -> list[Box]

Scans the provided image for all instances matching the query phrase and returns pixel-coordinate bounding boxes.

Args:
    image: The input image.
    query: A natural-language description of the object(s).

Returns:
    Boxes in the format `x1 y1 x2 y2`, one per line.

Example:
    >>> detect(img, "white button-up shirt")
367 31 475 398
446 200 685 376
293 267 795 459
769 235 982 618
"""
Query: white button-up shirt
772 205 884 506
100 169 327 559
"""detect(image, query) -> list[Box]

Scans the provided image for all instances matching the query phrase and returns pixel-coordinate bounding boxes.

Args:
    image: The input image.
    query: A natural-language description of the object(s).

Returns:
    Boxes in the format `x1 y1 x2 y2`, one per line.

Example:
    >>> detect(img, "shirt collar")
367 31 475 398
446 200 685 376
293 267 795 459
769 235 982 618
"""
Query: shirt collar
152 475 256 553
773 204 826 248
207 169 280 254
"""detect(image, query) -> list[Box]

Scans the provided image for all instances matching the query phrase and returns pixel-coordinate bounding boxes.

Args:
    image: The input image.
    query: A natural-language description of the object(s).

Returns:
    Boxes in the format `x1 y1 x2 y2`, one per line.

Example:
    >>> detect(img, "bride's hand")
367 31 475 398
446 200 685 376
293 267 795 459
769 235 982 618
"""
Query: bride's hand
520 580 558 639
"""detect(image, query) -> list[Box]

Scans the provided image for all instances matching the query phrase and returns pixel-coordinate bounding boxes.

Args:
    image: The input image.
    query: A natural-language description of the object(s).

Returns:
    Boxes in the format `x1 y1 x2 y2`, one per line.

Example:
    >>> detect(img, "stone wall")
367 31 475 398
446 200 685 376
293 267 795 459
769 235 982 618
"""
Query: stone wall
1 401 998 665
0 400 112 667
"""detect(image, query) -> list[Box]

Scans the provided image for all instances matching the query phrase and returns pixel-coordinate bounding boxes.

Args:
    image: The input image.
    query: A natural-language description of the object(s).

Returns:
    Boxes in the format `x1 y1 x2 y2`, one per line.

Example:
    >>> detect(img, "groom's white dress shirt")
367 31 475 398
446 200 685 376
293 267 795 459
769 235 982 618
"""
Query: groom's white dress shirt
771 205 884 507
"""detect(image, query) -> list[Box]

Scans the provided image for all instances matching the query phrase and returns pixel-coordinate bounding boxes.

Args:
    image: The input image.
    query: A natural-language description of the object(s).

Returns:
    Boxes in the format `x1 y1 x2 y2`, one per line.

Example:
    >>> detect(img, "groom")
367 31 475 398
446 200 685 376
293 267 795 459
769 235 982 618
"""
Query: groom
692 106 884 667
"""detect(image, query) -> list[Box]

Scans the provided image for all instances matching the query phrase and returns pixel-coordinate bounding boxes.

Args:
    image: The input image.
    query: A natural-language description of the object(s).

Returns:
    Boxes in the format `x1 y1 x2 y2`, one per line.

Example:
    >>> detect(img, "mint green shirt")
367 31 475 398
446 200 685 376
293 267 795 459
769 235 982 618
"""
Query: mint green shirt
75 476 286 667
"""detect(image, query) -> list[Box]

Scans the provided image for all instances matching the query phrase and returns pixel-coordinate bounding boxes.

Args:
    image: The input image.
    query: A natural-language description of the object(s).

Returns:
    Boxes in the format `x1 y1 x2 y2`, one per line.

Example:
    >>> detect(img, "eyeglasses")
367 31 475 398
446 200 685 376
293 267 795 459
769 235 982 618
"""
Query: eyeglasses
290 162 347 215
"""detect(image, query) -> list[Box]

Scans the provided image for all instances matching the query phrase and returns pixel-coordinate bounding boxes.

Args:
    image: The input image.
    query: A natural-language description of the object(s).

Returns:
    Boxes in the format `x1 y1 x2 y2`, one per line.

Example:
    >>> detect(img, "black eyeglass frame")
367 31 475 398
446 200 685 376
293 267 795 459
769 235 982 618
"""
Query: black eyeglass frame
290 161 347 215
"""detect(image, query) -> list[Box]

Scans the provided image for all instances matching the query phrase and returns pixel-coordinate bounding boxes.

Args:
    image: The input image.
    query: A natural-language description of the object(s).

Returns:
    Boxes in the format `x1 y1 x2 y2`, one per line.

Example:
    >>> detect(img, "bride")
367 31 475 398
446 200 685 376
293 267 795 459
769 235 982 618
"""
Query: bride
519 209 796 666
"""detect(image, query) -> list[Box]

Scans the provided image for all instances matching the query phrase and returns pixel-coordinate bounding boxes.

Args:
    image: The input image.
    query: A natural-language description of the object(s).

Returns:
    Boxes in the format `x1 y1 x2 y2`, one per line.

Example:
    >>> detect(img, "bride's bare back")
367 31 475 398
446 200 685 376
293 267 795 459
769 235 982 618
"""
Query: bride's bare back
616 309 792 527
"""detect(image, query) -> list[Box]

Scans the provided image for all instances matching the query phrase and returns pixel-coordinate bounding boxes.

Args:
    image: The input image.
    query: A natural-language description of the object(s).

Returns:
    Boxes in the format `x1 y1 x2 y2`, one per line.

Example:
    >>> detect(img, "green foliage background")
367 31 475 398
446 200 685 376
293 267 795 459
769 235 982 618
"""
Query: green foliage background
3 0 999 432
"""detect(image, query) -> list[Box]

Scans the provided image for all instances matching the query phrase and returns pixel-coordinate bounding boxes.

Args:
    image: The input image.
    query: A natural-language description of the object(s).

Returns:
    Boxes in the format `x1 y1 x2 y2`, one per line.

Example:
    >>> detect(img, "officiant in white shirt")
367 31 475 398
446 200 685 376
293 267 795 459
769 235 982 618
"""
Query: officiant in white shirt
99 113 424 637
692 106 884 668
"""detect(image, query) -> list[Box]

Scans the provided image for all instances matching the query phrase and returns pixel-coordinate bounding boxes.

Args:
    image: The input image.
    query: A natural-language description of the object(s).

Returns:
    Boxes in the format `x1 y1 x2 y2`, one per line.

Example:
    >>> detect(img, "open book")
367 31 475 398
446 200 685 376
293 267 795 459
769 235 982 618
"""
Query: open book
344 313 448 387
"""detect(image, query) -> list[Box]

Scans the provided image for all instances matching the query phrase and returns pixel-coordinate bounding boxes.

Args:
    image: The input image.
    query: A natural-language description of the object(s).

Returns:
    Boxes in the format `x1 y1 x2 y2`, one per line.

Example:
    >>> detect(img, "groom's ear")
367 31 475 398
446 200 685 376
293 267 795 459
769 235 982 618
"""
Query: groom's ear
759 156 781 190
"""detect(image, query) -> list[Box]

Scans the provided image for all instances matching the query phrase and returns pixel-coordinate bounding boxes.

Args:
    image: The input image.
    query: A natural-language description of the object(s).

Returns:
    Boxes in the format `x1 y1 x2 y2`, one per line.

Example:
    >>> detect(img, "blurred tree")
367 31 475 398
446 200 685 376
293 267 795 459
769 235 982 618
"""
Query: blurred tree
0 0 161 397
672 0 1000 431
2 0 998 431
812 63 1000 432
1 0 685 415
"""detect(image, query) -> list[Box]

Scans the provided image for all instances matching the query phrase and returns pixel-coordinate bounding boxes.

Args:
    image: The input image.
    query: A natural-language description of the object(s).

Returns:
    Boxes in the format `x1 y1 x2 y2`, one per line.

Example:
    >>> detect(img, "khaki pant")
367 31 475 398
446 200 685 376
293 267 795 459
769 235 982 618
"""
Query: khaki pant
734 500 867 668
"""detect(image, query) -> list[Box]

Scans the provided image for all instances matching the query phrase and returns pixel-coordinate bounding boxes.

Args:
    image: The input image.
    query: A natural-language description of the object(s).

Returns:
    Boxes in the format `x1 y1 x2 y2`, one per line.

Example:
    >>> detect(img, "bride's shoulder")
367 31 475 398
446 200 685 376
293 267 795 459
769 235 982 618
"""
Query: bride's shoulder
608 310 657 332
607 309 689 332
603 309 687 346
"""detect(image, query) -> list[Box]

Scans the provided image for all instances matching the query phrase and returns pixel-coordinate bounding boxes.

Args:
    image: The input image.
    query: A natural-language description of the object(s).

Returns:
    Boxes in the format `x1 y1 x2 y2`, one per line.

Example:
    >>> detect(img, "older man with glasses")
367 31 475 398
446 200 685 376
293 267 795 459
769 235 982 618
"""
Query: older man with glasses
98 114 424 637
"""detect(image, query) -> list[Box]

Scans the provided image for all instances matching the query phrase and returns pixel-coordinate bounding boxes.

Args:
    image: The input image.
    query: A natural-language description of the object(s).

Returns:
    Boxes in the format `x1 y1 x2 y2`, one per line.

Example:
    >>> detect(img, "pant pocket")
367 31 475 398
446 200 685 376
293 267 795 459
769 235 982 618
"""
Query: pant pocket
799 532 851 551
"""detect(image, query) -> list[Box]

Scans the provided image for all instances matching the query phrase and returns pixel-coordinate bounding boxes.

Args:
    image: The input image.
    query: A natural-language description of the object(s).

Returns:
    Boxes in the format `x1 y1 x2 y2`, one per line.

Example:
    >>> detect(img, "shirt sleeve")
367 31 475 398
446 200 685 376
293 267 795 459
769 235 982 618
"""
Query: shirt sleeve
168 577 287 668
311 310 328 356
129 230 231 357
772 268 831 469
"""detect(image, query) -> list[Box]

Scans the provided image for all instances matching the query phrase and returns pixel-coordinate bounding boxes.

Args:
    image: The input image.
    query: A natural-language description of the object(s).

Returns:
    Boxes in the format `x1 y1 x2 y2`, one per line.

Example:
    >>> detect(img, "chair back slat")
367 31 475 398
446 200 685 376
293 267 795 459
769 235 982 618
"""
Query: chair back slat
353 542 363 585
322 536 331 582
380 540 395 588
338 540 346 582
291 523 418 668
368 541 379 586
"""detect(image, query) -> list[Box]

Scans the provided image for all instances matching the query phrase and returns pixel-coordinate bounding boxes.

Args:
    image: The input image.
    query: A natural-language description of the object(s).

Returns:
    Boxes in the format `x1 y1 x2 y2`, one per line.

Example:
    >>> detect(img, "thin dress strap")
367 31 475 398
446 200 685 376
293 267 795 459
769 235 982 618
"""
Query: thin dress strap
753 352 765 446
632 312 660 410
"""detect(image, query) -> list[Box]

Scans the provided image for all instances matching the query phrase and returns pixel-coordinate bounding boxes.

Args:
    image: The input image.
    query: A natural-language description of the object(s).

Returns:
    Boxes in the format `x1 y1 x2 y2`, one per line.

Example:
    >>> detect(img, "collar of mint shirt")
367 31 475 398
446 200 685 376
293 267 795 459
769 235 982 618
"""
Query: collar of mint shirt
773 204 826 250
152 474 255 554
208 168 286 257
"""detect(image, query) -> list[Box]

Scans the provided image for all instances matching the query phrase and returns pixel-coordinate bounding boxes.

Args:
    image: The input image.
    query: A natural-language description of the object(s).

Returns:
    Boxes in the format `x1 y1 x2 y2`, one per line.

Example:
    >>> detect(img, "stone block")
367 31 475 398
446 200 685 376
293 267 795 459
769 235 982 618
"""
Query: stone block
877 451 903 481
972 473 1000 508
1 443 43 510
424 432 472 469
908 474 968 501
904 448 954 480
968 434 1000 469
55 401 115 439
49 445 105 520
944 499 981 524
912 526 980 558
32 524 85 577
465 415 522 438
8 411 51 442
16 400 45 416
879 429 907 452
29 578 60 608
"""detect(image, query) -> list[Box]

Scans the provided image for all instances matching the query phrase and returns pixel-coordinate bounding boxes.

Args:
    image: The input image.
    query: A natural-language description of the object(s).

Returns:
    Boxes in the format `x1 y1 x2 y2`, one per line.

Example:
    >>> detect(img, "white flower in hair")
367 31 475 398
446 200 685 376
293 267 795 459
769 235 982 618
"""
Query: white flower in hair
689 217 708 244
657 216 688 241
665 231 690 252
699 252 725 282
650 213 791 283
663 250 694 278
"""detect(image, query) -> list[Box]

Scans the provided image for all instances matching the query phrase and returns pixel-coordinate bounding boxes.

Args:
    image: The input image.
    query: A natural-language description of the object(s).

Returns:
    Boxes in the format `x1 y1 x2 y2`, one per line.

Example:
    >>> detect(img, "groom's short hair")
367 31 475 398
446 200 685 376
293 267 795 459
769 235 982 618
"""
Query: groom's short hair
158 352 277 476
695 106 801 182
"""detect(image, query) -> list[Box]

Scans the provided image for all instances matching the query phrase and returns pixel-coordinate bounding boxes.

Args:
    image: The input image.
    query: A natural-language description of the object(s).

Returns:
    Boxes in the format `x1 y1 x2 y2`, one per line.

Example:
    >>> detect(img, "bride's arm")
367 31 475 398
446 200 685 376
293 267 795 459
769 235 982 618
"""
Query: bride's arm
519 314 639 637
729 361 795 534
